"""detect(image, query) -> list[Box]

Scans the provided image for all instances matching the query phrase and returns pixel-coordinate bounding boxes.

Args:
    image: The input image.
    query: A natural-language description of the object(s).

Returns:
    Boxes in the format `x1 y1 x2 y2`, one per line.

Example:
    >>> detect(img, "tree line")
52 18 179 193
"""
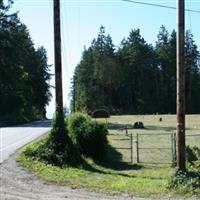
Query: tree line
71 26 200 114
0 0 51 125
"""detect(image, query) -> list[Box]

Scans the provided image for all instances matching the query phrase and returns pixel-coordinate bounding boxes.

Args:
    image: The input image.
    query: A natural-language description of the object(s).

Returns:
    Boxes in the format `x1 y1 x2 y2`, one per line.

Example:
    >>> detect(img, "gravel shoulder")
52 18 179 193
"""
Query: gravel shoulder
0 152 199 200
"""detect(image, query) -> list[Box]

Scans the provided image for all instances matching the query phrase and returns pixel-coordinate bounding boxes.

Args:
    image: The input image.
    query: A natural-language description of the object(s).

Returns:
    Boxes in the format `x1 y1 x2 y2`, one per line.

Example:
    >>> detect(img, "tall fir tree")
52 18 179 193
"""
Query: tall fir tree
71 26 200 115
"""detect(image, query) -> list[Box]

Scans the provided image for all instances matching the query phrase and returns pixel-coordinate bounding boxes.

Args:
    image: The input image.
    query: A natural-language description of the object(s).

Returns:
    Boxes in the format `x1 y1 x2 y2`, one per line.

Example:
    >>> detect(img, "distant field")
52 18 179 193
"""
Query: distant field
98 115 200 164
101 114 200 133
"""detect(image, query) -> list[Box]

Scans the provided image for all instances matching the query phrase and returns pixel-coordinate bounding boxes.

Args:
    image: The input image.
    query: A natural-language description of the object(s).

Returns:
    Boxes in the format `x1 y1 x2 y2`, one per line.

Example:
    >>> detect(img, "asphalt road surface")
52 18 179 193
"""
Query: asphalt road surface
0 120 51 163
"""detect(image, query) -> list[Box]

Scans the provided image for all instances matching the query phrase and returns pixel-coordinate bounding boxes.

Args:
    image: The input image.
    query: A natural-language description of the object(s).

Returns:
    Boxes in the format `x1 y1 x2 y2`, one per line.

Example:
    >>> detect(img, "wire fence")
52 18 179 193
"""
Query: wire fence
107 133 133 163
136 133 174 164
107 127 200 165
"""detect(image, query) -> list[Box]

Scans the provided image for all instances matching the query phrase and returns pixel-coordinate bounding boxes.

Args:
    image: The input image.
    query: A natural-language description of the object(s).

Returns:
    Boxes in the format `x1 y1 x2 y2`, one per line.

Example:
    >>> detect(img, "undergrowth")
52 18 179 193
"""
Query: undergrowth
24 110 81 166
167 146 200 196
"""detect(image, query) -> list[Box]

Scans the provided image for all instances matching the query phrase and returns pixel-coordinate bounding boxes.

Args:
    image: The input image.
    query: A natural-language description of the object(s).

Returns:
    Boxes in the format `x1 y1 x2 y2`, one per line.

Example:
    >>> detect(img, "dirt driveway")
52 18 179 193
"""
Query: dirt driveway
0 152 198 200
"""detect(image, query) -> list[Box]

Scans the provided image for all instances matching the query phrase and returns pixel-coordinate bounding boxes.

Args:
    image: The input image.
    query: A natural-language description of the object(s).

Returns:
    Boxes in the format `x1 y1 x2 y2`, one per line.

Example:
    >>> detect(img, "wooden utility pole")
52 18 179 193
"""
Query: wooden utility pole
54 0 63 115
176 0 186 171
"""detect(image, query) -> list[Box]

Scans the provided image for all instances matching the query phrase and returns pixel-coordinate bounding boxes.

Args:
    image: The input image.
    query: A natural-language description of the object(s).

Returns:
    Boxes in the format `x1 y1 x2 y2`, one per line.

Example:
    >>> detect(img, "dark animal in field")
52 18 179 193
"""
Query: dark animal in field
133 121 144 129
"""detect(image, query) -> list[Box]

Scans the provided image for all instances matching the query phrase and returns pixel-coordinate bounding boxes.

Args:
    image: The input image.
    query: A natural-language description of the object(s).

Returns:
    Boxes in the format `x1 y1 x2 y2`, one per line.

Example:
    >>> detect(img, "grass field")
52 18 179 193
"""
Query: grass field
100 114 200 134
99 115 200 164
18 115 200 197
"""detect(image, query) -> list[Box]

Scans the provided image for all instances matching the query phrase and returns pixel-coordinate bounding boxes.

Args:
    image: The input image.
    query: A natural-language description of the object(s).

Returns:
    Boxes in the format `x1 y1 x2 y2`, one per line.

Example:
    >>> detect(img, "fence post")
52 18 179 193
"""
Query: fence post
130 133 133 163
136 133 139 163
125 125 128 136
171 132 177 166
173 132 177 166
171 133 174 165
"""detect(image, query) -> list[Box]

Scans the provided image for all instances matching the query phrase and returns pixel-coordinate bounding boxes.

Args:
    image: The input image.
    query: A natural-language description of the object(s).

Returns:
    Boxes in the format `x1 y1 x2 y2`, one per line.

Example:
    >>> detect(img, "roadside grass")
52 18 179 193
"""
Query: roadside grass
18 115 200 197
18 138 170 197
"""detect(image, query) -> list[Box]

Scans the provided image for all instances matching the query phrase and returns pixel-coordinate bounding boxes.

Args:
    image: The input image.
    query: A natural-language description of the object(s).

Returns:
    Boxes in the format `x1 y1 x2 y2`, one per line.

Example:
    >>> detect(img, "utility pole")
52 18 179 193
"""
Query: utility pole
54 0 63 116
176 0 186 171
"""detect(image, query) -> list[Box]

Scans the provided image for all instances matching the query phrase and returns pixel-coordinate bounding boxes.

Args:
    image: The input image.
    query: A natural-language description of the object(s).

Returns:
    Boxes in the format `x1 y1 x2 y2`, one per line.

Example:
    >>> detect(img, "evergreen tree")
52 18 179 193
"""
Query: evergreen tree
155 26 176 113
0 2 51 125
185 31 200 113
70 26 200 115
118 29 158 113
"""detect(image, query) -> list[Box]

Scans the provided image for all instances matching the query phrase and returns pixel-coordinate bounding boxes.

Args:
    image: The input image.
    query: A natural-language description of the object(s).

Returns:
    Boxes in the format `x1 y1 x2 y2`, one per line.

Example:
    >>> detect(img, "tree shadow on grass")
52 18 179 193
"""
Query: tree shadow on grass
80 144 143 178
107 122 133 130
145 125 196 132
102 144 143 171
81 160 136 178
145 125 175 132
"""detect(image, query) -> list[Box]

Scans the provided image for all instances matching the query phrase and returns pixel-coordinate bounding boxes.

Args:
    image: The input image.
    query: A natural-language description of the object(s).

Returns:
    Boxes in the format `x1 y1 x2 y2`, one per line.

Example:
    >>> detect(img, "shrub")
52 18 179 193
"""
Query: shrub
186 145 198 163
67 113 91 144
186 145 200 170
84 121 108 160
67 113 108 160
92 109 110 118
193 146 200 159
167 146 200 194
23 110 81 166
167 170 200 194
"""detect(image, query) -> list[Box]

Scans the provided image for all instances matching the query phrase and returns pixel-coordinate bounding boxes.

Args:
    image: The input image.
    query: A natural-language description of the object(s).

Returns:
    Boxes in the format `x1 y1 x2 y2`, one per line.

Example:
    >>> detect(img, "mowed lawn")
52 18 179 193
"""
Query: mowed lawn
19 115 200 197
100 115 200 164
101 114 200 134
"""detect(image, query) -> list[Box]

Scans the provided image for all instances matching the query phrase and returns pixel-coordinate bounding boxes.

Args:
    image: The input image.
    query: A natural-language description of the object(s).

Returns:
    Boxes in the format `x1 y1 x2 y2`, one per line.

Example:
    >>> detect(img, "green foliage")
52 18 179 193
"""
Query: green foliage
186 146 198 163
67 113 108 160
67 113 91 144
167 146 200 195
19 147 169 197
0 1 51 126
71 26 200 115
167 170 200 195
19 115 200 197
186 145 200 170
23 111 81 166
84 121 108 160
22 112 108 166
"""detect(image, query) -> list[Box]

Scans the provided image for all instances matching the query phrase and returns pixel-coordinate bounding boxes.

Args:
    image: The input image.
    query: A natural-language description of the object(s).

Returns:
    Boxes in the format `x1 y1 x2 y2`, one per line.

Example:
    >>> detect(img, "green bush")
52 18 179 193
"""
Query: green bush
23 110 81 166
67 113 91 145
192 146 200 159
167 170 200 194
186 145 200 170
167 146 200 195
186 145 198 163
67 113 108 160
83 121 108 160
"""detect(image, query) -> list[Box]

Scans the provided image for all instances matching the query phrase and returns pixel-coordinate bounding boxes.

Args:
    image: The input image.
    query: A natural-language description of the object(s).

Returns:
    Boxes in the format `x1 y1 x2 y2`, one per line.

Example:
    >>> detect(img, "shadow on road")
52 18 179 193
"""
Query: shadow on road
14 120 52 128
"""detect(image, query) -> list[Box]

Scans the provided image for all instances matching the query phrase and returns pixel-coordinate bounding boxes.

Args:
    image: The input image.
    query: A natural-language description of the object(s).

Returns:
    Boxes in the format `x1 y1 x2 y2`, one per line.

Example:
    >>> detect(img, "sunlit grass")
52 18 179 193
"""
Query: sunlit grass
18 115 200 197
18 146 170 197
100 115 200 164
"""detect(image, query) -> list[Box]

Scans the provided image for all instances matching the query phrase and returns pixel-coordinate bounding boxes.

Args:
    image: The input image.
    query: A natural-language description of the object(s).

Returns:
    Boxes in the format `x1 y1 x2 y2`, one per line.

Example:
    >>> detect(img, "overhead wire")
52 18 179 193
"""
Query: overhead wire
186 1 193 32
78 0 81 52
47 0 55 83
122 0 200 14
60 1 72 108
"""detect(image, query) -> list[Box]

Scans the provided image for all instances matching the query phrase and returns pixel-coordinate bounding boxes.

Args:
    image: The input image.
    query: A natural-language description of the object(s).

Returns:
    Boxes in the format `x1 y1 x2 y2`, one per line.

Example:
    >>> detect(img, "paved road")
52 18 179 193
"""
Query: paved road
0 120 51 163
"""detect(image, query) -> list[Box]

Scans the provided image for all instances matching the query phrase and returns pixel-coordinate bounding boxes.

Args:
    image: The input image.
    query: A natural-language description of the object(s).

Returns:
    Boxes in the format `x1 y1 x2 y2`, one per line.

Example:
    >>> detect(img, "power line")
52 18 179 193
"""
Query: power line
186 1 193 32
122 0 200 13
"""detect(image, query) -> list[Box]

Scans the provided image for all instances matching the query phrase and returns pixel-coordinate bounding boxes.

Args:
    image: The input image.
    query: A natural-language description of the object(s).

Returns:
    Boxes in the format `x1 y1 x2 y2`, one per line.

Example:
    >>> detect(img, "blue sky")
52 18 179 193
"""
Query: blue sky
11 0 200 118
